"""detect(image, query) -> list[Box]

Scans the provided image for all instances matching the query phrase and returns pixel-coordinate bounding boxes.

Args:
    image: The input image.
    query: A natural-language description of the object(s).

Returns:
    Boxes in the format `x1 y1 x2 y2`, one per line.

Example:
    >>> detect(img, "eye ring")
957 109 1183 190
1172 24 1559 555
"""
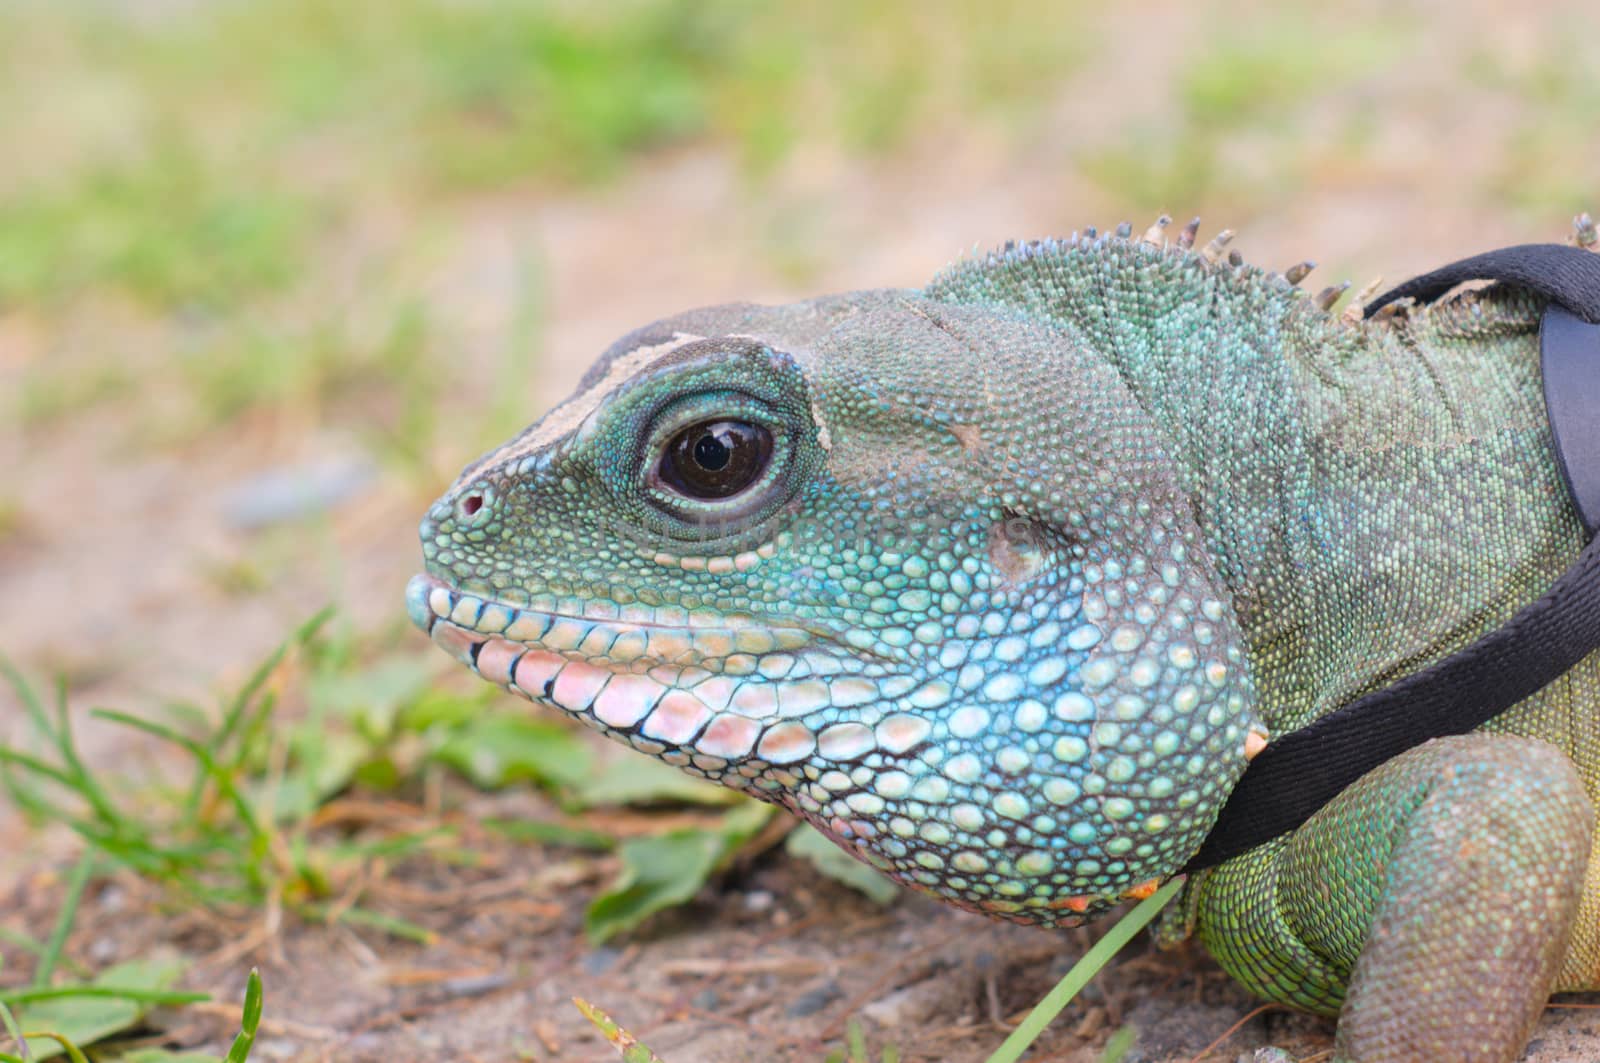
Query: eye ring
654 419 774 500
630 388 809 540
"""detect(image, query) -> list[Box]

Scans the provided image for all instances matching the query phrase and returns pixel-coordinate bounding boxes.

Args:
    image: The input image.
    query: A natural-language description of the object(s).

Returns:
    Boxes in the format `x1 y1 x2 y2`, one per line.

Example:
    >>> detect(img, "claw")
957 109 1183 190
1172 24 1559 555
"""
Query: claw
1177 216 1201 250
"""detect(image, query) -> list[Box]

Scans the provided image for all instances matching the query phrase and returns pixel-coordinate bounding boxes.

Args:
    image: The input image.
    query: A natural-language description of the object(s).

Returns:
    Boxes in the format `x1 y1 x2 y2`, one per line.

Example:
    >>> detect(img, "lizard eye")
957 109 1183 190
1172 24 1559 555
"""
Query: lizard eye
655 419 773 500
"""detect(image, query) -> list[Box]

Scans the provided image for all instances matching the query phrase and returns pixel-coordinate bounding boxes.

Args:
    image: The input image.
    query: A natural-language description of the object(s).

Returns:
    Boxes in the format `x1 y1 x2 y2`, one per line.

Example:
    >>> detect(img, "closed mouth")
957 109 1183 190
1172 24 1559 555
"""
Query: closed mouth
405 572 929 765
406 572 819 665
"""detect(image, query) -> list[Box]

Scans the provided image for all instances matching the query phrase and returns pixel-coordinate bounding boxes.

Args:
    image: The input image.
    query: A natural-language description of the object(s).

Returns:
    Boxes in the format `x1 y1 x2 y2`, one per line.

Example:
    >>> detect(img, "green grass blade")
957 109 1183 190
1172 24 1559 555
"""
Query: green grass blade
193 607 334 818
221 969 263 1063
46 677 123 830
0 986 210 1007
0 996 25 1056
218 608 333 753
846 1019 867 1062
983 878 1183 1063
0 661 123 831
90 711 270 856
0 929 47 962
32 852 95 988
1099 1024 1136 1062
300 904 435 945
18 1033 89 1063
573 998 666 1063
0 656 52 736
0 747 82 800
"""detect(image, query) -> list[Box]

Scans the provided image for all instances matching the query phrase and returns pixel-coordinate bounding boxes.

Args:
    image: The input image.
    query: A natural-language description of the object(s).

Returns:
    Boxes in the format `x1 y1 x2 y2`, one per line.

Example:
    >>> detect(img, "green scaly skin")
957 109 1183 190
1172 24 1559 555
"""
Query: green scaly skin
408 215 1600 1062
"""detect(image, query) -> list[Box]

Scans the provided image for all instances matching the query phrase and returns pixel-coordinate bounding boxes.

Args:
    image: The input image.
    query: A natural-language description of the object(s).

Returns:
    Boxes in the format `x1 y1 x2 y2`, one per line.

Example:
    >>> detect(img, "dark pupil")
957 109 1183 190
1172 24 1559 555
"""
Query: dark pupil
660 419 773 500
693 433 730 471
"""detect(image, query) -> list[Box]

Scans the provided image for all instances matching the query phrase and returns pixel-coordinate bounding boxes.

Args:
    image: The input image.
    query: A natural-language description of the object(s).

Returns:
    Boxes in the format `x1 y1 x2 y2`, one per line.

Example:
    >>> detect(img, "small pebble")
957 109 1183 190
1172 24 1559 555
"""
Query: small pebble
785 979 842 1017
221 454 376 530
582 946 622 976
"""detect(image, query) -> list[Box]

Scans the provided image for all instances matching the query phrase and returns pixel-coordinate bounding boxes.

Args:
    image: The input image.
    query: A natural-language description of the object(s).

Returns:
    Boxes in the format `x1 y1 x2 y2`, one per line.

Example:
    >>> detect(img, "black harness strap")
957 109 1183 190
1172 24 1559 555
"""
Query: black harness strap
1544 307 1600 536
1363 243 1600 326
1184 243 1600 872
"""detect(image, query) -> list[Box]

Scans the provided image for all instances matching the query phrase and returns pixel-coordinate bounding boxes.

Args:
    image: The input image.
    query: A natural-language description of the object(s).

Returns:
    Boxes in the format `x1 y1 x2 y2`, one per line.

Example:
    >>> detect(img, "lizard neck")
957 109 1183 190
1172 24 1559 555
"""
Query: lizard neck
927 238 1583 734
1122 288 1582 732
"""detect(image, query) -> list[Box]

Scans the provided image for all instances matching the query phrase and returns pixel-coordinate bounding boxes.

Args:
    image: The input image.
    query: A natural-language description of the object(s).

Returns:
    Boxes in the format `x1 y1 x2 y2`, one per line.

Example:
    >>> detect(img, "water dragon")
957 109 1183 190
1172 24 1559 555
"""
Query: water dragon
408 214 1600 1061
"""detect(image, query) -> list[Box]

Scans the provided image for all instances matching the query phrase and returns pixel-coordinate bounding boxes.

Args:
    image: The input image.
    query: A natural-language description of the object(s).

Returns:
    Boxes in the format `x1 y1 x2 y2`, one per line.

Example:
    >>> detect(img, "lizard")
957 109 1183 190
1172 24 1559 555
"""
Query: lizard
407 213 1600 1062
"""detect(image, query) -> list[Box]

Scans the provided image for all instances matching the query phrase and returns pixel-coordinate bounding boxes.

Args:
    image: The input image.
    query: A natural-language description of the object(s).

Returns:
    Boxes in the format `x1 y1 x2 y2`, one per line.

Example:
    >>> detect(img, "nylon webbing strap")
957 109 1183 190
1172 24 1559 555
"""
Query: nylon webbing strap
1543 307 1600 535
1185 242 1600 872
1362 242 1600 325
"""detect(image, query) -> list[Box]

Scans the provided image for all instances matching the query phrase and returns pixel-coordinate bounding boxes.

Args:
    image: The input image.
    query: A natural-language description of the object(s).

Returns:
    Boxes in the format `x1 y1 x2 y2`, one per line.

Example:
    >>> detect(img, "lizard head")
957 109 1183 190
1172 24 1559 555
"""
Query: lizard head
410 242 1263 926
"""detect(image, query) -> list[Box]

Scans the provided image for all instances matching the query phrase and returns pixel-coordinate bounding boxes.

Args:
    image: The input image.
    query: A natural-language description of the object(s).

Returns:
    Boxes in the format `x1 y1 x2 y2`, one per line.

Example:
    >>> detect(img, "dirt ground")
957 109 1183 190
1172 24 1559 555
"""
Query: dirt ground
7 0 1600 1059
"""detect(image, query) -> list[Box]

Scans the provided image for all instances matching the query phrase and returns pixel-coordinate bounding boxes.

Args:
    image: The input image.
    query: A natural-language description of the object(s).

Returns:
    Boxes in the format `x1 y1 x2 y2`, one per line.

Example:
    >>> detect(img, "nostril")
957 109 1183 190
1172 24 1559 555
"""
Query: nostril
448 483 495 525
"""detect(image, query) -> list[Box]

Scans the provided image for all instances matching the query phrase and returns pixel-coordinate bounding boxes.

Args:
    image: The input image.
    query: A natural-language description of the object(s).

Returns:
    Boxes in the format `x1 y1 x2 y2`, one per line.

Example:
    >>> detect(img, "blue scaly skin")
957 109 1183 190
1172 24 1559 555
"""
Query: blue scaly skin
410 215 1600 1061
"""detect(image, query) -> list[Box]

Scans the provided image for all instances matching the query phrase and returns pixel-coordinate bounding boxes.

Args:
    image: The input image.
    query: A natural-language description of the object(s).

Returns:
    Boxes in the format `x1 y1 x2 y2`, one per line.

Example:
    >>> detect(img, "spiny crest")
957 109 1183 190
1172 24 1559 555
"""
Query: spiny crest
932 214 1362 330
934 210 1600 331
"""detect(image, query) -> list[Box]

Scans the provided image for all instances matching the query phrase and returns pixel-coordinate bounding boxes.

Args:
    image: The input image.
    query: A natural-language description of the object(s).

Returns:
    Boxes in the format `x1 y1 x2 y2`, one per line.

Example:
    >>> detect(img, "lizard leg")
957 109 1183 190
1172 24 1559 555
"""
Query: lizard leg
1195 733 1593 1063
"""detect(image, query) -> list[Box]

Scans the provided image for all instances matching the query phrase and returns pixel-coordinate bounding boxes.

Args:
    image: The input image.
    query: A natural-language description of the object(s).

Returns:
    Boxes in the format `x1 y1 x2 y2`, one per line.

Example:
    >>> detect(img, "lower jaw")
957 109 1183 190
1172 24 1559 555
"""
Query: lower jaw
413 581 939 781
419 614 766 762
411 580 1155 933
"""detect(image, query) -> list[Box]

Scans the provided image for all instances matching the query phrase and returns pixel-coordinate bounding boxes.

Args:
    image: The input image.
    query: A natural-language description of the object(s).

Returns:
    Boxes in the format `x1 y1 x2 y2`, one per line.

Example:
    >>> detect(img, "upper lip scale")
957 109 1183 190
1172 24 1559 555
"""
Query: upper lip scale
410 571 776 633
406 572 894 663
